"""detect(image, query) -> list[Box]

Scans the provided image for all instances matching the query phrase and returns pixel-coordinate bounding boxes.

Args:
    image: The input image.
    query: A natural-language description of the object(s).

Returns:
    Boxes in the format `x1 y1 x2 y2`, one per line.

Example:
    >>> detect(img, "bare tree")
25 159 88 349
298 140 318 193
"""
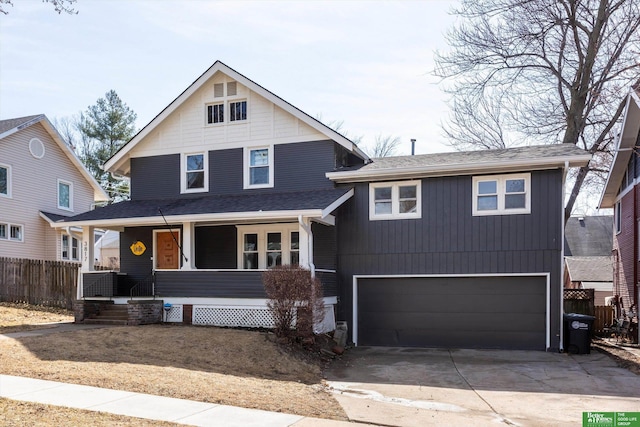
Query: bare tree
435 0 640 220
0 0 78 15
369 134 401 158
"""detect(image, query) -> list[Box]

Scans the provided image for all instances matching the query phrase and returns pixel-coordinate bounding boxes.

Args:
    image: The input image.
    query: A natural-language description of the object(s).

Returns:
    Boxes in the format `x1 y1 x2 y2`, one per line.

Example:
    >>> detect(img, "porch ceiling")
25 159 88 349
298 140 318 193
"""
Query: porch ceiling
48 188 353 228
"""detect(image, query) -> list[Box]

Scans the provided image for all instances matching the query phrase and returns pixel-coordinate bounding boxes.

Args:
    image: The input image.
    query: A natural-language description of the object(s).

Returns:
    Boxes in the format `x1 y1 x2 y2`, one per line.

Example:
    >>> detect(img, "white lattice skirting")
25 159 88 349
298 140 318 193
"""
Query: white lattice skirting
164 305 183 323
192 305 287 328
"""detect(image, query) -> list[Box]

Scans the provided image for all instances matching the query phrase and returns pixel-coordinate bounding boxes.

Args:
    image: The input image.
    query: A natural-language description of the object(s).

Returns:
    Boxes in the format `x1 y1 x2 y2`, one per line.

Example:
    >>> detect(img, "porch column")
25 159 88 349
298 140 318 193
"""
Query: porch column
81 226 95 272
181 221 194 270
298 216 315 277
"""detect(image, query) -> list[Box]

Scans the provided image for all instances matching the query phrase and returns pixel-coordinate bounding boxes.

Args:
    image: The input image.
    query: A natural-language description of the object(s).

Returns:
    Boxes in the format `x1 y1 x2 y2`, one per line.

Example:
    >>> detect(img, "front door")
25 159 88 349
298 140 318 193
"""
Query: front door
156 231 180 269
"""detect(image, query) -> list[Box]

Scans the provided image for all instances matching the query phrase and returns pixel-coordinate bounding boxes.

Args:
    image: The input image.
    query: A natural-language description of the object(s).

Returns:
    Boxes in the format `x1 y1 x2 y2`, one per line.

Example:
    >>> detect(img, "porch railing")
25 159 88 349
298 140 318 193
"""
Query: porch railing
130 272 155 298
83 271 117 297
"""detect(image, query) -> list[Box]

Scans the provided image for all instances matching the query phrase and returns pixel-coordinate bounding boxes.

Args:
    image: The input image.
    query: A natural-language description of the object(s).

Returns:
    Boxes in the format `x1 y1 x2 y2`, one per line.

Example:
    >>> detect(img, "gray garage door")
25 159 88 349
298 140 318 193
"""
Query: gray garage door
357 276 546 350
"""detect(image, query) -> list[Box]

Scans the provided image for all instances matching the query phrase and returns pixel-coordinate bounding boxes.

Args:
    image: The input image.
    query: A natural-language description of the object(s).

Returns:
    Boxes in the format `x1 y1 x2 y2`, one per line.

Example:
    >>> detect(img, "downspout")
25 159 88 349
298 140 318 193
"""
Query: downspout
298 215 315 278
560 161 569 351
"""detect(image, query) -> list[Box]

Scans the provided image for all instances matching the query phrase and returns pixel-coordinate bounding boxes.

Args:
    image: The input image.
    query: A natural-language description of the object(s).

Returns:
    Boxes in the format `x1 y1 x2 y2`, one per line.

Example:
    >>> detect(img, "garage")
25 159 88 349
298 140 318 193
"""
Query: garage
355 275 547 350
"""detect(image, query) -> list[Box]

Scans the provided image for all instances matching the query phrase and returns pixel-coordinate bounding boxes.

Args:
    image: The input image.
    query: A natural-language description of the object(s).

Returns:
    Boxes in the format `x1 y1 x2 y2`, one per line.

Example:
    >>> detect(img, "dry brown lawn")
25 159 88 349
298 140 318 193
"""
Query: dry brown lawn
0 303 73 333
0 304 347 423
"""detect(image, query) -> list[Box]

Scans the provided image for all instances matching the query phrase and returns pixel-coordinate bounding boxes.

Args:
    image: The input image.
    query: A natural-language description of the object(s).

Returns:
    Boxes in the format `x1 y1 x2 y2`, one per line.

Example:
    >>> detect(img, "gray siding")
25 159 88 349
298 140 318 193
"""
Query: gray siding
195 225 237 269
336 169 564 349
129 140 339 200
119 227 156 283
155 270 266 298
130 155 180 200
313 222 336 270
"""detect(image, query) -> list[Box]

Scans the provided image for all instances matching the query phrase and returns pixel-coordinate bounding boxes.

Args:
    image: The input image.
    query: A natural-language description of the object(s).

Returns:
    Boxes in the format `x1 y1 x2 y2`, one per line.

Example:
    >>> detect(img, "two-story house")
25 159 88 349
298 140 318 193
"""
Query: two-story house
52 61 590 351
599 86 640 333
0 115 108 261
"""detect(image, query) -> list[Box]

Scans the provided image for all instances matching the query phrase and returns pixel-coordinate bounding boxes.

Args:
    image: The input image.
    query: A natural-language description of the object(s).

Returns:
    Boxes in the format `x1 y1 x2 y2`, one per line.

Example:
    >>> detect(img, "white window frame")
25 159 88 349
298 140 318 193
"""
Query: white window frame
61 233 80 261
1 223 24 242
244 146 274 189
205 102 224 125
472 173 531 216
0 163 11 198
236 224 300 269
181 152 209 193
369 180 422 221
615 201 621 234
229 99 247 123
57 179 73 211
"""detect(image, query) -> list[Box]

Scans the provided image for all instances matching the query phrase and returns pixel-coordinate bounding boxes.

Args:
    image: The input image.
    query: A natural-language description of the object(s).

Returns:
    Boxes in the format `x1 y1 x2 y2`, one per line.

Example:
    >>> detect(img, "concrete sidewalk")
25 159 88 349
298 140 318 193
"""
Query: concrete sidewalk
0 375 351 426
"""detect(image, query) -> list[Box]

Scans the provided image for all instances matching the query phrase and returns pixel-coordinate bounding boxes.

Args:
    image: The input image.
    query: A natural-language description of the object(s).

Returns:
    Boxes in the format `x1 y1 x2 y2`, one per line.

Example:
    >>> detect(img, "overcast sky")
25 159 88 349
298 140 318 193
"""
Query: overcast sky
0 0 457 155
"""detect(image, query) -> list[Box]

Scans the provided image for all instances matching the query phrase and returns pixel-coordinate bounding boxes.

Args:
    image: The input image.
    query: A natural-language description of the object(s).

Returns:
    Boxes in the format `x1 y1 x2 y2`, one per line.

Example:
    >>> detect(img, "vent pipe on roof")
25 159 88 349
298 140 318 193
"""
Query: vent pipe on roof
411 139 416 156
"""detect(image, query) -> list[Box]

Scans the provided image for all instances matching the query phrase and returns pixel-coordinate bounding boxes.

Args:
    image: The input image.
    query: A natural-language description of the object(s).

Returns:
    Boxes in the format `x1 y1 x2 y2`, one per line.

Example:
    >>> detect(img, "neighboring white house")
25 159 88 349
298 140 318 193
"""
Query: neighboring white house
0 115 108 261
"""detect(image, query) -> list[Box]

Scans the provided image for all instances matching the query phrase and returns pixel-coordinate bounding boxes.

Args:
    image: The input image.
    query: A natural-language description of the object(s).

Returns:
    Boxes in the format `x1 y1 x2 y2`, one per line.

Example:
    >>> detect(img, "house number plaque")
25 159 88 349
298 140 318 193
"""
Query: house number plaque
130 241 147 256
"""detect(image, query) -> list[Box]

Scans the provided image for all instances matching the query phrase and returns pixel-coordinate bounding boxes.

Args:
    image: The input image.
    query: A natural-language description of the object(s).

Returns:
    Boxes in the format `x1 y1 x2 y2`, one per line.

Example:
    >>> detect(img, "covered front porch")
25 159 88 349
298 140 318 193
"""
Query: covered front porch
51 188 351 330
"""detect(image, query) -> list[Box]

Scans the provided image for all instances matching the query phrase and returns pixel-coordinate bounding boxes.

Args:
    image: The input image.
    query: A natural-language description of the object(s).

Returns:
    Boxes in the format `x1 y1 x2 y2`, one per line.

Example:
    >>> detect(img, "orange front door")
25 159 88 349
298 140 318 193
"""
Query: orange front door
156 231 180 269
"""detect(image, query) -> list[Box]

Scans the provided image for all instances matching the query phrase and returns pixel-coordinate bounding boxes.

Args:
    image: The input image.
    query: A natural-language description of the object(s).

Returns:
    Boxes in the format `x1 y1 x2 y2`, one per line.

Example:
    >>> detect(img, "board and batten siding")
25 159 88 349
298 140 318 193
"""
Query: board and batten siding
128 74 327 160
130 140 338 200
0 123 95 260
335 169 564 348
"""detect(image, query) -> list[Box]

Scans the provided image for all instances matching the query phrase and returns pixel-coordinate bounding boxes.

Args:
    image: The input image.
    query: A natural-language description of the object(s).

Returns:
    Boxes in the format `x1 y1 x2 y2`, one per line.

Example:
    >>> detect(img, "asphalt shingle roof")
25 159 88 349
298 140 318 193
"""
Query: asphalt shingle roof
0 115 43 136
565 256 613 282
564 216 613 256
362 144 589 171
58 188 352 223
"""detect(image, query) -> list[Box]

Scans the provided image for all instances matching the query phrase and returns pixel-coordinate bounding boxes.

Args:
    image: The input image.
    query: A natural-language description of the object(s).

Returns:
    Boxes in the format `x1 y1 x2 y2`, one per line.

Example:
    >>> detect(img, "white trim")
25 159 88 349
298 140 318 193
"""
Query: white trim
57 179 74 211
228 99 248 123
472 173 530 216
0 222 25 242
243 145 274 189
205 101 225 125
322 188 354 219
180 152 209 193
104 61 369 176
328 155 591 183
236 223 300 269
153 229 181 270
352 273 551 351
98 296 338 306
28 137 45 159
369 180 421 221
0 163 11 198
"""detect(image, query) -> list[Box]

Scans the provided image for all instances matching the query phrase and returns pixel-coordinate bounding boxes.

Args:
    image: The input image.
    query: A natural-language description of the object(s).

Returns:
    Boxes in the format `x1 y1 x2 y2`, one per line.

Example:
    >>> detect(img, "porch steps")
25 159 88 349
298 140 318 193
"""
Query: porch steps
84 304 128 325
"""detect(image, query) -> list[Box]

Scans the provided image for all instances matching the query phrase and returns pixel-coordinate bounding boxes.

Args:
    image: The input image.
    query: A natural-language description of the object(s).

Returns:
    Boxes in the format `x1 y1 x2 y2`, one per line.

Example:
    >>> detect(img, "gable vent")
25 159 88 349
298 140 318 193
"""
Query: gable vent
214 83 224 98
227 81 237 96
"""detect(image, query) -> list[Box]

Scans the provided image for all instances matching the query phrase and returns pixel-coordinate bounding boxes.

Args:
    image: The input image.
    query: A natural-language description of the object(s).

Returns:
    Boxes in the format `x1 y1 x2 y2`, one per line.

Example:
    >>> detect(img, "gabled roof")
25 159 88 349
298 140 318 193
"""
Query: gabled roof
0 114 109 202
104 60 370 176
327 144 591 182
599 87 640 208
564 216 613 257
50 188 353 228
565 256 612 283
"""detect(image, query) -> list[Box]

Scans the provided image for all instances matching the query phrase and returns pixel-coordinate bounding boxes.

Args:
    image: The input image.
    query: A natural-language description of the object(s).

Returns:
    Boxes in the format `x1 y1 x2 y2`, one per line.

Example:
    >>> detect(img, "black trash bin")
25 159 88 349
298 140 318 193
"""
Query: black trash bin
564 313 595 354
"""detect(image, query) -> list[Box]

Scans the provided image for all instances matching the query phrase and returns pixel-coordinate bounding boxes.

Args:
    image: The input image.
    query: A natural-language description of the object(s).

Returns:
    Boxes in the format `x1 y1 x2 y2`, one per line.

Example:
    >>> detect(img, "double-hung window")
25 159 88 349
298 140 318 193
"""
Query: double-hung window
1 223 23 242
244 146 273 189
0 164 10 198
58 179 73 211
472 173 530 216
238 224 300 269
369 181 421 220
61 234 80 261
182 152 208 193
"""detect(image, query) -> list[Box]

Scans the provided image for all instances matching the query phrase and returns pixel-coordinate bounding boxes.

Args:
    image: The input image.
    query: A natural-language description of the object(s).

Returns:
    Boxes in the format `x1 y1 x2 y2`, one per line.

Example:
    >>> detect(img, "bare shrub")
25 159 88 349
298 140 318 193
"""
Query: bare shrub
262 265 324 339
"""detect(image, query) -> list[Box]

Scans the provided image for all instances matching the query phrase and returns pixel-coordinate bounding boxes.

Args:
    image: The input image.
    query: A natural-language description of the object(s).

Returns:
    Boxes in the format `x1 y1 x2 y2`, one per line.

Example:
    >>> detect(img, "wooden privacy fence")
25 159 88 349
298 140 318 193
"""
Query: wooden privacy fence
0 257 80 309
593 305 615 335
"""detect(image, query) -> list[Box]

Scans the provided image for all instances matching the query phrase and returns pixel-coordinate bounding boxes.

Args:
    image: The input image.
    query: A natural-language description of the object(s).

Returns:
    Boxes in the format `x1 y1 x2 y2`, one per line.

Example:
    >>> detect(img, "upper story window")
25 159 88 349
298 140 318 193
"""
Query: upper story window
58 180 73 211
229 101 247 122
181 152 208 193
244 146 273 189
0 164 10 198
369 181 421 221
206 103 224 124
472 173 530 216
1 223 23 242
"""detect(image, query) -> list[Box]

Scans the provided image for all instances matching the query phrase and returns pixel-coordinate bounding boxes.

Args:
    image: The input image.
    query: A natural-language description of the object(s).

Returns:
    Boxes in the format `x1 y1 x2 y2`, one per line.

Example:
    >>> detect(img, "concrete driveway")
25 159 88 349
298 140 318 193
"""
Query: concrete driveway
324 347 640 426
